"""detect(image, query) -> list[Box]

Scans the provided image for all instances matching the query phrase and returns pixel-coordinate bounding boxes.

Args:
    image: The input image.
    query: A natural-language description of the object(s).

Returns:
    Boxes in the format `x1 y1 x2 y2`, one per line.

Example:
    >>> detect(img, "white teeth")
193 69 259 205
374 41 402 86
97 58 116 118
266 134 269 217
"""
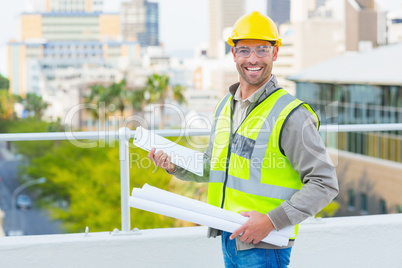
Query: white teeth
246 67 262 72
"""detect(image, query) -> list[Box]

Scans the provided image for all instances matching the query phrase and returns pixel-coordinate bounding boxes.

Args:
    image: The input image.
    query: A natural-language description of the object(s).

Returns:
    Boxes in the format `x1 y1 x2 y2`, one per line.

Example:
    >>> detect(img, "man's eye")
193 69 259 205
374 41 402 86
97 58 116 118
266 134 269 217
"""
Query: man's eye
257 48 269 53
239 49 250 53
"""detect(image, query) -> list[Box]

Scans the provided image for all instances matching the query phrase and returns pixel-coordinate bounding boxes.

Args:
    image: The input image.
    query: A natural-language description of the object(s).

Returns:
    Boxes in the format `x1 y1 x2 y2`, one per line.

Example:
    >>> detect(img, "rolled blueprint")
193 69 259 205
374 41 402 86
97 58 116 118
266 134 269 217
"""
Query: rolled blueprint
129 184 295 246
133 127 204 176
132 184 247 226
129 196 290 246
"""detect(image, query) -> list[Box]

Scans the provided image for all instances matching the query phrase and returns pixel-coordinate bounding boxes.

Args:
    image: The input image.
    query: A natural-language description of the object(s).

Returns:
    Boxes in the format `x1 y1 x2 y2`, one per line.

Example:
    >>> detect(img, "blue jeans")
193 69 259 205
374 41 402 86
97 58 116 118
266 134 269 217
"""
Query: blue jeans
221 231 292 268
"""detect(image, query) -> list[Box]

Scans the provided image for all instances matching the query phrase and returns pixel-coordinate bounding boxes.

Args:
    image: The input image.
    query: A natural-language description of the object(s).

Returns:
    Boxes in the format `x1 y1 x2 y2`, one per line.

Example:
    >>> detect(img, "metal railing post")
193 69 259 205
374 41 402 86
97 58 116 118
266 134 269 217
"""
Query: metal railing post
118 127 131 232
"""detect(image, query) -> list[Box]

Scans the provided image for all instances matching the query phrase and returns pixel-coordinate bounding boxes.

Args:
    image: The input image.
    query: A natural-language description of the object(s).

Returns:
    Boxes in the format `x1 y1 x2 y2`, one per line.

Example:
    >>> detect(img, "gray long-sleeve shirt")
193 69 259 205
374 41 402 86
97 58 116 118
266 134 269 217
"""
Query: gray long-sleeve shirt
170 74 339 249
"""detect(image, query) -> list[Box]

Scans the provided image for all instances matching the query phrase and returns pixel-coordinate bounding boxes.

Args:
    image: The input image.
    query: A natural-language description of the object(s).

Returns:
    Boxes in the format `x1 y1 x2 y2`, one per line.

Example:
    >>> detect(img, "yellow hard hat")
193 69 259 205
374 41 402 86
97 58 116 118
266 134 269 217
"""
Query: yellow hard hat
227 11 282 47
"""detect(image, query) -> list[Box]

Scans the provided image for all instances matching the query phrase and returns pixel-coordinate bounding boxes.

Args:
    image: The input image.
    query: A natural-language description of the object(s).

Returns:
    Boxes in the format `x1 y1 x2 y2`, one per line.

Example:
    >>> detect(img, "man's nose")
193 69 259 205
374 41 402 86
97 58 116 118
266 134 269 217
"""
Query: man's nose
248 51 259 64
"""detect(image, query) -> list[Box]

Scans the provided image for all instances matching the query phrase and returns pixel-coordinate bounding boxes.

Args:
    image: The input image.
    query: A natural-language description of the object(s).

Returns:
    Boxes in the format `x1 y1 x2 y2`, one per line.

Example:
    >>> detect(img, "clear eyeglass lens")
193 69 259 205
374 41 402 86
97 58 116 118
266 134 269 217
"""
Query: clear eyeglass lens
235 46 273 57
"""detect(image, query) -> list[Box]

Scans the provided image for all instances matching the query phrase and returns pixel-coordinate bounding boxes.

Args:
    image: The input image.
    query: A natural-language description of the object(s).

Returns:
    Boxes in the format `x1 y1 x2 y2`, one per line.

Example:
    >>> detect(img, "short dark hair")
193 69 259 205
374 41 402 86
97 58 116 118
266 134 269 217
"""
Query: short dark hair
233 40 276 47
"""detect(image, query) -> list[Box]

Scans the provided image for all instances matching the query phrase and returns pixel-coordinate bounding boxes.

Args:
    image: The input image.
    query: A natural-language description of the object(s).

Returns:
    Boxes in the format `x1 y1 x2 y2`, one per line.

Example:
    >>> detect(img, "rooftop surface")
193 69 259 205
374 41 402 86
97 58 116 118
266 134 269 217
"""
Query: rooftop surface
1 214 401 268
287 42 402 85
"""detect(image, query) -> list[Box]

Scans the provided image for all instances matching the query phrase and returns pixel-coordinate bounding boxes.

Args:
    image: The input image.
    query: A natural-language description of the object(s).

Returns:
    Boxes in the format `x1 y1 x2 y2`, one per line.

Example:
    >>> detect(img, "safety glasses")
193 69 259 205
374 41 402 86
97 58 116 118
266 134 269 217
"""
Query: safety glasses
234 46 274 58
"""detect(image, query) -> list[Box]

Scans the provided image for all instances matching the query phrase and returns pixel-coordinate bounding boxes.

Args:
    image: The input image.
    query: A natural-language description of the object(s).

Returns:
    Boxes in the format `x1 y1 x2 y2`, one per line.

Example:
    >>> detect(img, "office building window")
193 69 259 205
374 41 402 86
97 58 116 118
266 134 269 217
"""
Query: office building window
380 199 387 214
348 189 355 210
361 193 368 214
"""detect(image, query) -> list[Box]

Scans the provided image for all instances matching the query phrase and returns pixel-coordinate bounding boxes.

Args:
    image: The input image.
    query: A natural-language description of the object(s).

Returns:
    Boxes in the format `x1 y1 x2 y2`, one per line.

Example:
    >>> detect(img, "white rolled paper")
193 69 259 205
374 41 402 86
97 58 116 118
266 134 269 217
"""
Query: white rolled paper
129 184 295 246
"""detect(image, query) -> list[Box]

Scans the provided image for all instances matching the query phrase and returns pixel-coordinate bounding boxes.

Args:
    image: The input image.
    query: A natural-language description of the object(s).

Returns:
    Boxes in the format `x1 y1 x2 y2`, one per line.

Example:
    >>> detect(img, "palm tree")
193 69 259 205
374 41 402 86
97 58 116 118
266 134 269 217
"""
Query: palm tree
130 89 147 115
108 79 128 116
84 84 109 122
144 74 169 129
144 74 186 129
172 84 187 106
24 93 48 121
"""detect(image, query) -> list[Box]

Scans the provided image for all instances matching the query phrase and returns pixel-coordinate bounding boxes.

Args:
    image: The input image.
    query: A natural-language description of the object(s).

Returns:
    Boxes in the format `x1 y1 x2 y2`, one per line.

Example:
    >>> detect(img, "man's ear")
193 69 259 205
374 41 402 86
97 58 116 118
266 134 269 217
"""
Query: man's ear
232 47 236 62
273 46 279 61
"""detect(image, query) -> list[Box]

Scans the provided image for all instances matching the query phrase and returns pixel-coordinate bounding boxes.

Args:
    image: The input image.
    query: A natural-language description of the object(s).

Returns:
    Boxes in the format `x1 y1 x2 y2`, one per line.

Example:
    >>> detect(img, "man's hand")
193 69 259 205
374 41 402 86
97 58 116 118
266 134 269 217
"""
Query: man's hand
148 148 177 173
230 211 275 244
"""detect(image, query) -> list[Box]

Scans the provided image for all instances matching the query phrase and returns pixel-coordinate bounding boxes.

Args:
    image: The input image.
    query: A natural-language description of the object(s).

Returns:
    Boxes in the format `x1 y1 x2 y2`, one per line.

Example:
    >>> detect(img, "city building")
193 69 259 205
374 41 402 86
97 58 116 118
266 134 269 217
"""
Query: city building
45 0 104 12
120 0 159 47
288 42 402 216
345 0 387 51
267 0 290 26
272 0 346 95
290 0 323 22
24 0 104 13
208 0 245 58
387 5 402 44
8 0 140 128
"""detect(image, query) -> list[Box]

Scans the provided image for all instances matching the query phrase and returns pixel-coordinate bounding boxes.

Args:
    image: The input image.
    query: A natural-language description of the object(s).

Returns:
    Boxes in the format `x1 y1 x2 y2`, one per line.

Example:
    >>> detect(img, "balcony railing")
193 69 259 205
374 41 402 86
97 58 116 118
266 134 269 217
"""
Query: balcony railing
0 123 401 234
1 124 402 267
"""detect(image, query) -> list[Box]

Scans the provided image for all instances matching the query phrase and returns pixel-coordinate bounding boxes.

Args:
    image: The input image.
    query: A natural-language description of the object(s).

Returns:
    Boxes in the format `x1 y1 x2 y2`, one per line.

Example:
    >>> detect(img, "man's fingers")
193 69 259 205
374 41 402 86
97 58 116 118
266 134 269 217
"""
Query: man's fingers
148 149 168 168
160 153 169 167
160 153 169 169
230 225 245 240
148 148 156 161
252 238 262 244
240 211 251 217
147 149 175 172
153 150 163 164
243 236 253 244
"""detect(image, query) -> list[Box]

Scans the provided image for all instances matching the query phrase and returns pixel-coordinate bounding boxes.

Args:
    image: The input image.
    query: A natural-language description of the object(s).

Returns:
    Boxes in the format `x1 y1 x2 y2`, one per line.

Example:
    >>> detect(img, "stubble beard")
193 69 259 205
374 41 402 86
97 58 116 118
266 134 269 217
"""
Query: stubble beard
237 62 272 88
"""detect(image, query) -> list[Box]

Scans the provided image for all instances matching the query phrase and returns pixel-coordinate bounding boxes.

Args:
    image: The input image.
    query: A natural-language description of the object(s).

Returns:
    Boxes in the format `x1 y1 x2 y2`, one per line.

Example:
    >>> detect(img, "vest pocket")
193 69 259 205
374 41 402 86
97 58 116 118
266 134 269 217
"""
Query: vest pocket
231 133 255 160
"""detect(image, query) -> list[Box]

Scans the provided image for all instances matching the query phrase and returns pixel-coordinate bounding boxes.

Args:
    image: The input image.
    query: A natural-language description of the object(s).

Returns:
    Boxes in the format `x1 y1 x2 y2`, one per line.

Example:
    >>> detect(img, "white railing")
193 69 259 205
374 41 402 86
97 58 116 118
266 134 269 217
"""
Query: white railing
0 123 401 233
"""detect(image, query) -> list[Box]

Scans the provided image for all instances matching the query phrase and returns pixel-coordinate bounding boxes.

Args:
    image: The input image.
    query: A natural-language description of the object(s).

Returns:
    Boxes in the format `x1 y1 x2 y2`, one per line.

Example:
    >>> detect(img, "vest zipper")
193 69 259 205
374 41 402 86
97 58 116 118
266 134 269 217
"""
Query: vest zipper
219 87 282 209
220 107 234 209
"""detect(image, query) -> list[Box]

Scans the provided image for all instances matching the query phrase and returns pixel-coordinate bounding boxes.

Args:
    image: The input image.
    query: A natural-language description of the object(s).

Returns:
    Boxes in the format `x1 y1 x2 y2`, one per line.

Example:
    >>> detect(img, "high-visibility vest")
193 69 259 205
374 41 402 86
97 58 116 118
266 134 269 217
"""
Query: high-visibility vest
207 88 319 239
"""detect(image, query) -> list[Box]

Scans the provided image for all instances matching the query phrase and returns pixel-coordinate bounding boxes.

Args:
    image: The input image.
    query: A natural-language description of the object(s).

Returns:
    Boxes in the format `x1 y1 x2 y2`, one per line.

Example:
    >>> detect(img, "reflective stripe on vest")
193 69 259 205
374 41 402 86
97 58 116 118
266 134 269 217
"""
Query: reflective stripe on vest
208 89 318 210
209 170 299 200
209 92 300 200
208 88 320 241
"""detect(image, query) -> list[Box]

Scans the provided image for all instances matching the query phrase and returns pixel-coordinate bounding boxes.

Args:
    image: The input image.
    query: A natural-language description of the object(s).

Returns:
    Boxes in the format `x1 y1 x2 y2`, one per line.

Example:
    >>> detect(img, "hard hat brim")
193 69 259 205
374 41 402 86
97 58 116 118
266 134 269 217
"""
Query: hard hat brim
227 37 282 47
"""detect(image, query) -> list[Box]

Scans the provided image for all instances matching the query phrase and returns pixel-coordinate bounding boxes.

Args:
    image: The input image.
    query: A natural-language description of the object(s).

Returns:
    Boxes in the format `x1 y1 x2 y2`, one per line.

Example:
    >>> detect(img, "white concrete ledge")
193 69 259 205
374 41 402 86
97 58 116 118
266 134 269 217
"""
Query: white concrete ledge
293 214 402 267
1 214 402 268
0 226 223 268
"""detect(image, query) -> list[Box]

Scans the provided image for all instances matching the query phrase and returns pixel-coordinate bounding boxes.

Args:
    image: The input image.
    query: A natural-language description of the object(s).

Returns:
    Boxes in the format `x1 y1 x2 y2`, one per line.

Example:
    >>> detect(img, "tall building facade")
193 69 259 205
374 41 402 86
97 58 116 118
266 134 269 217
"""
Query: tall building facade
25 0 104 12
120 0 159 47
345 0 387 51
45 0 104 12
208 0 245 58
387 7 402 44
289 44 402 163
267 0 291 26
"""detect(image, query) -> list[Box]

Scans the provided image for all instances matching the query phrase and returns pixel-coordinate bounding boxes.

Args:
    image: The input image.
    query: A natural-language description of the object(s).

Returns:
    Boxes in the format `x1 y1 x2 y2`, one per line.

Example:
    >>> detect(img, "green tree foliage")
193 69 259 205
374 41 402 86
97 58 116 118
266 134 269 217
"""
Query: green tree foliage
0 91 20 132
144 74 186 129
108 79 129 116
4 118 62 159
172 84 187 105
85 76 187 129
24 93 49 121
84 84 109 121
130 89 146 114
0 74 9 90
24 139 202 233
84 80 133 129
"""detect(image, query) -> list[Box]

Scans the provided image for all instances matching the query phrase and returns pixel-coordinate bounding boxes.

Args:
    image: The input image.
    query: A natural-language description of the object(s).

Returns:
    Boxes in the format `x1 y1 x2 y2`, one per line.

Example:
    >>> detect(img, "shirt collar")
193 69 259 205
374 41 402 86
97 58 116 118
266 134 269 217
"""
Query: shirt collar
232 74 279 103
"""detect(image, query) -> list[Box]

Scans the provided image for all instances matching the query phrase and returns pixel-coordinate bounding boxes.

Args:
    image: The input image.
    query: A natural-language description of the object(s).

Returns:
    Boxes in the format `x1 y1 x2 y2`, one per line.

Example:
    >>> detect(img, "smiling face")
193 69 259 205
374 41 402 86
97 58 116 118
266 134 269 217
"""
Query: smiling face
232 39 279 95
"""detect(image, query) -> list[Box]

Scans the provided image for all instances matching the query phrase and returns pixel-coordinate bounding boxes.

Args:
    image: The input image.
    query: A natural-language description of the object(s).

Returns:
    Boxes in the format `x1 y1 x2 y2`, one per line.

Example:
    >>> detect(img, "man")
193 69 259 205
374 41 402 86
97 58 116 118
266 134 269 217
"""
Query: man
149 11 338 268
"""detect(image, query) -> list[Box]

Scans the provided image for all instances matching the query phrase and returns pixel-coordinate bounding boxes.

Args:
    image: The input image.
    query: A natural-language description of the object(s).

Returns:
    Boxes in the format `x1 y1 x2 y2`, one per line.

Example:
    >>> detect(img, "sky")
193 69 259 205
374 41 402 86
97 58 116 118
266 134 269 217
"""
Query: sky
0 0 401 77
